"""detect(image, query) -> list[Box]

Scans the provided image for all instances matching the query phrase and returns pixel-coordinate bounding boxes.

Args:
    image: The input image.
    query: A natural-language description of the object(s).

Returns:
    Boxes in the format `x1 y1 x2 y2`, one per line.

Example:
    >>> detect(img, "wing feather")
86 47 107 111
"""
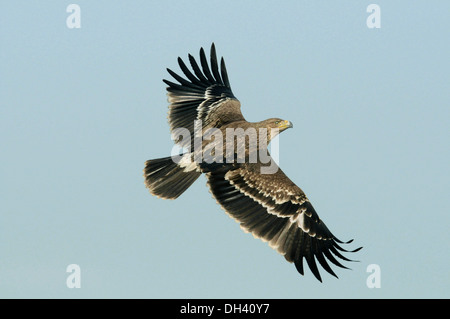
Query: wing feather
199 46 216 83
221 57 231 88
188 54 209 83
177 57 201 84
210 43 223 84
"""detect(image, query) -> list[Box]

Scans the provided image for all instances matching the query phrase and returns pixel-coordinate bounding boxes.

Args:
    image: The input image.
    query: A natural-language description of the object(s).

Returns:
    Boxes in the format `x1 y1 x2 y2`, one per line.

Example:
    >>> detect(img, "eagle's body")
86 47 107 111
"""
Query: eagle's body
144 44 361 282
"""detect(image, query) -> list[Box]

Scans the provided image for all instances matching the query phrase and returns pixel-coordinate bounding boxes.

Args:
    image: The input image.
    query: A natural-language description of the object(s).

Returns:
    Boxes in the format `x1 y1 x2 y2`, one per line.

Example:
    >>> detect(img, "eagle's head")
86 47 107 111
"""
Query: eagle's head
272 118 293 132
262 118 293 141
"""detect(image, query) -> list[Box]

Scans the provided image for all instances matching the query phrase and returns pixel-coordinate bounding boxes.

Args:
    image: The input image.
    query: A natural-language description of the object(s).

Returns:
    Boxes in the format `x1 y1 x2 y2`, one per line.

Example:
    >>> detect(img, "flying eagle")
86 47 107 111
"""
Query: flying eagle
144 44 361 282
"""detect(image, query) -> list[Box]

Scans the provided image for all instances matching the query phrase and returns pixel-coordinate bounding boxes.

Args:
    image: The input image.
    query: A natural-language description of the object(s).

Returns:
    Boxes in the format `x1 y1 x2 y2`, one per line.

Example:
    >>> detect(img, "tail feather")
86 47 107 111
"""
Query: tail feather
144 156 201 199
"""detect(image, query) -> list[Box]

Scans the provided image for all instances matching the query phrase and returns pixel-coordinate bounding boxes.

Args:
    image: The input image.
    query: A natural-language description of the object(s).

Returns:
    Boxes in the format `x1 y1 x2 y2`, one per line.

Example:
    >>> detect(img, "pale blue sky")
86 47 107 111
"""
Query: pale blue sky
1 1 449 298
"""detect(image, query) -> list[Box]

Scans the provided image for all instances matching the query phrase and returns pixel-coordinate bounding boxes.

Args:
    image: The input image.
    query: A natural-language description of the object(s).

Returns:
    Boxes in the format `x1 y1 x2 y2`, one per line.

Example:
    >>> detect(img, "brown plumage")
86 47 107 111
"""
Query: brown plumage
144 43 361 282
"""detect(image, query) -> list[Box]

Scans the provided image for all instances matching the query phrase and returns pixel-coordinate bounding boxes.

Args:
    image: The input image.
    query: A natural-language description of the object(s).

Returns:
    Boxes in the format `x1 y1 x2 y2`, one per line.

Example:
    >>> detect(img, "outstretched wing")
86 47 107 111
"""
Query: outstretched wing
164 43 244 149
206 161 361 282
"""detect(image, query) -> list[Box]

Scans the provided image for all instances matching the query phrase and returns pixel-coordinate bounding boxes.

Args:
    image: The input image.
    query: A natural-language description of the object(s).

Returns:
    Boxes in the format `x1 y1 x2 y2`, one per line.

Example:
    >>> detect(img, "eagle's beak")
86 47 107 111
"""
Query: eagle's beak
278 120 293 130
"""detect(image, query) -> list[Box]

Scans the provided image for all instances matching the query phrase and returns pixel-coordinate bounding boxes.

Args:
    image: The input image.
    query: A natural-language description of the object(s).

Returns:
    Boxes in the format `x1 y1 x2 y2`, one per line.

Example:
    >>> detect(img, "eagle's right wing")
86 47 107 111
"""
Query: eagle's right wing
164 43 244 149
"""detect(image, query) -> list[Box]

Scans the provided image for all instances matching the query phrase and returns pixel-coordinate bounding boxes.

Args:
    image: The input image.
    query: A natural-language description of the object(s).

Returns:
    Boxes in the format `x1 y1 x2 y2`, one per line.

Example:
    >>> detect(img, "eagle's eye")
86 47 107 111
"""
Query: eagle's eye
274 121 280 125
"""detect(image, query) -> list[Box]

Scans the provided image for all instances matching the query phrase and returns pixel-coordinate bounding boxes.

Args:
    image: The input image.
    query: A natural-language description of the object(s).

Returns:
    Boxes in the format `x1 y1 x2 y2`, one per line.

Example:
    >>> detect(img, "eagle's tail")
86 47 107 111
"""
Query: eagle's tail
144 155 201 199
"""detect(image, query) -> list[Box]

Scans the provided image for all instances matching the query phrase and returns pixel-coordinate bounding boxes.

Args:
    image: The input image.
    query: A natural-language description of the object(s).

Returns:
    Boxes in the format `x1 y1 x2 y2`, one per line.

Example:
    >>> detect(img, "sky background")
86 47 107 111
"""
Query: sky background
1 1 449 298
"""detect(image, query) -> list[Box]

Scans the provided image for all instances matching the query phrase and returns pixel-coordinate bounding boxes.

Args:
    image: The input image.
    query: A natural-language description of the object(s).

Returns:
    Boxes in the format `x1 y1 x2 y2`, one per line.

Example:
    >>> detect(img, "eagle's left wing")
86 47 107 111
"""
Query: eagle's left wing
206 162 361 282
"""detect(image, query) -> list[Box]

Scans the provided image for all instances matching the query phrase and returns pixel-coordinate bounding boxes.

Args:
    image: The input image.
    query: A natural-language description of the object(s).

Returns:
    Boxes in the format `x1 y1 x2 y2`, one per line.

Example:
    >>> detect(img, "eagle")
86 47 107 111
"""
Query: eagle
144 44 361 282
